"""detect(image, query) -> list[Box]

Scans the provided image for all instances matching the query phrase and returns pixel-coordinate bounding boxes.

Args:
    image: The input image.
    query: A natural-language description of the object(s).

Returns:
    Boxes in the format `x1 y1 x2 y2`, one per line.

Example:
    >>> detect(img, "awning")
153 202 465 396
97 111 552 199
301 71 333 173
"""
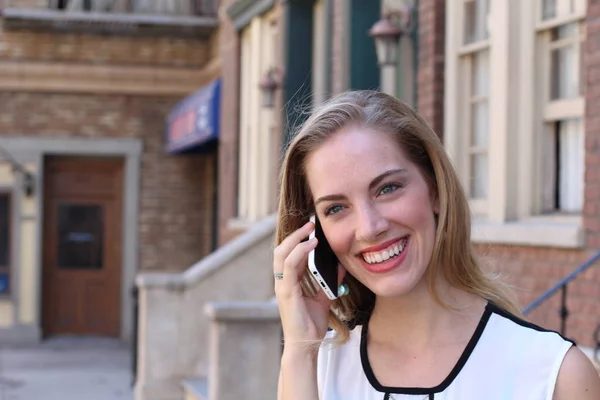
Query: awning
166 78 221 154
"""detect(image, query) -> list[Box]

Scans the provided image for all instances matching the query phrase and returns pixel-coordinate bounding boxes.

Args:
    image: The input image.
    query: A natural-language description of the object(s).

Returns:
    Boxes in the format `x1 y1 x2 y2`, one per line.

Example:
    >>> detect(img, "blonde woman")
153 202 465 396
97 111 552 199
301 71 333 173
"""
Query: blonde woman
273 90 600 399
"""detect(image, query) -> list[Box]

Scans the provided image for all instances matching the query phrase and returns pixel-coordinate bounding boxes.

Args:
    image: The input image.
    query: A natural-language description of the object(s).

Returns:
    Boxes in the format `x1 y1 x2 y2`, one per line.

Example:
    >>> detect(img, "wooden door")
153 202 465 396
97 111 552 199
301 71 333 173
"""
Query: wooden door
42 157 123 337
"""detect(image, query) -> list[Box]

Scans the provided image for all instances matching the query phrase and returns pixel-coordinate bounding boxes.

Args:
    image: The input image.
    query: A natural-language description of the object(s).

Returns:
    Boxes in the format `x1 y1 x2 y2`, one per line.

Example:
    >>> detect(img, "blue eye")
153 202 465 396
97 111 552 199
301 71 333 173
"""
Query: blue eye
325 205 344 216
379 184 400 195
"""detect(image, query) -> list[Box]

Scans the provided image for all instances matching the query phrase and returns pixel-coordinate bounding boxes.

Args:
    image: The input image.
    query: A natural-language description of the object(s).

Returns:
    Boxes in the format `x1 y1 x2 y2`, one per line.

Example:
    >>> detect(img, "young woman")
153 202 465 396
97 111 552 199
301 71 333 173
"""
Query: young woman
273 90 600 399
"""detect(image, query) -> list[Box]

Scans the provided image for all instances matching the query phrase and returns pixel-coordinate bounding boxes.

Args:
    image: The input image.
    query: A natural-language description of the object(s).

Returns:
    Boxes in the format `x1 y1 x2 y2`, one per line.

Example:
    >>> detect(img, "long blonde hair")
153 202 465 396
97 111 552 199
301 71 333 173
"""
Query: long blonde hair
276 90 521 343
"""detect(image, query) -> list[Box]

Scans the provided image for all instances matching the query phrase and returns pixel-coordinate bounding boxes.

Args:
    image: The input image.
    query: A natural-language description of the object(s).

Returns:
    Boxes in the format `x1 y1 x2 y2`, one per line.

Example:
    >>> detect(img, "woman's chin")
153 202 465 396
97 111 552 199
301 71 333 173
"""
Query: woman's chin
364 272 427 299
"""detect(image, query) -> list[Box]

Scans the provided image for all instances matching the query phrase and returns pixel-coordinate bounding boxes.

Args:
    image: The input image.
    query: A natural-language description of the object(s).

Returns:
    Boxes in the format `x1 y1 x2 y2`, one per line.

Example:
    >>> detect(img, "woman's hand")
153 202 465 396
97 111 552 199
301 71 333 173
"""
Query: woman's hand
273 221 337 346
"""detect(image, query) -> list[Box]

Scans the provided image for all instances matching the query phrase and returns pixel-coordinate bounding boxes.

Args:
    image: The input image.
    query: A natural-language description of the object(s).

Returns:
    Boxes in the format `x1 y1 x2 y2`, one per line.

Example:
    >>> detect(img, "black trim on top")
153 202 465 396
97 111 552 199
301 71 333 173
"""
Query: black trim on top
486 302 576 346
360 302 492 395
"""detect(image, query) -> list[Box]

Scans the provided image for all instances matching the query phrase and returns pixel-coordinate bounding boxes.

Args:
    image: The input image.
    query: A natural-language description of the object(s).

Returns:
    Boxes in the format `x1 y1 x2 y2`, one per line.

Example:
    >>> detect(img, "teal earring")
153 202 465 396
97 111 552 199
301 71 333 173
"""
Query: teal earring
337 283 350 297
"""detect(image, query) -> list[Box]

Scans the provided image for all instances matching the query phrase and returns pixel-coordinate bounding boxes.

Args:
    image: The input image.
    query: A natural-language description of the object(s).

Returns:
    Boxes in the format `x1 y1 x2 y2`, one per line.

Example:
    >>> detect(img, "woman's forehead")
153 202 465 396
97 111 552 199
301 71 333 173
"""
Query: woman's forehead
304 128 411 195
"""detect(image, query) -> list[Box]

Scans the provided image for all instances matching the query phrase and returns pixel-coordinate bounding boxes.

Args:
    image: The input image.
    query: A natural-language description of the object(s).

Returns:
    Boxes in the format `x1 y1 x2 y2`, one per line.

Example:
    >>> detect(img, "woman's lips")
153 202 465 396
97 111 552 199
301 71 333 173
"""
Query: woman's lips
360 236 410 274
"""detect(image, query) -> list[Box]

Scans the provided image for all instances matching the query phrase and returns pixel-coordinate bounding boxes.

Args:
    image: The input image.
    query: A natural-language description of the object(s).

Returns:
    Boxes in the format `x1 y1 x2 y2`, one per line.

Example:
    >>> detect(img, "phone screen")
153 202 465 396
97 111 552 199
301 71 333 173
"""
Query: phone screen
311 216 339 293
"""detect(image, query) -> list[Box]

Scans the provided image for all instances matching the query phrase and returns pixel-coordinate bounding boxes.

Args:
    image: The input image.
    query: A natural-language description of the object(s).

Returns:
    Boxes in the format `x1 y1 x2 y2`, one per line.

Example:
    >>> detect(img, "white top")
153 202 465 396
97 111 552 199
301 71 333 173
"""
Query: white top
317 302 573 400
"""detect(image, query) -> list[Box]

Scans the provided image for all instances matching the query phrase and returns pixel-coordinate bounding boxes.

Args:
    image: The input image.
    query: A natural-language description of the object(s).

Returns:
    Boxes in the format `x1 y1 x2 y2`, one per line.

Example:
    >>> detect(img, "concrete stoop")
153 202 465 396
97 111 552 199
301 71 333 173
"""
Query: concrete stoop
181 378 208 400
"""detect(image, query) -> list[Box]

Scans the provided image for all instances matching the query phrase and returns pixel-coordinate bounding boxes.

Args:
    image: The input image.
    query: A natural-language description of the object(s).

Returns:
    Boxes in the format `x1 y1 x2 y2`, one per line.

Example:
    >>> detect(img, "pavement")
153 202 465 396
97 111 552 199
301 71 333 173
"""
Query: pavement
0 336 133 400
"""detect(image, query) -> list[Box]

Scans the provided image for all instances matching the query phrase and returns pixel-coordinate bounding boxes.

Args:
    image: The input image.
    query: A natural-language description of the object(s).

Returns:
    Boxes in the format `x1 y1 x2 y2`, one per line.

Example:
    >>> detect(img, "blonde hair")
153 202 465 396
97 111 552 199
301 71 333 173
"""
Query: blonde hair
276 90 521 344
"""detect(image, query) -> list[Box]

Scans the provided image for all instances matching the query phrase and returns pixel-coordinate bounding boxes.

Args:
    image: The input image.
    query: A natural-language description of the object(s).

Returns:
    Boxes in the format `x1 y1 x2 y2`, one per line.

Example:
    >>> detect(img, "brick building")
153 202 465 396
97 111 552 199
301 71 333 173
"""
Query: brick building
0 0 220 343
444 0 599 348
218 0 600 348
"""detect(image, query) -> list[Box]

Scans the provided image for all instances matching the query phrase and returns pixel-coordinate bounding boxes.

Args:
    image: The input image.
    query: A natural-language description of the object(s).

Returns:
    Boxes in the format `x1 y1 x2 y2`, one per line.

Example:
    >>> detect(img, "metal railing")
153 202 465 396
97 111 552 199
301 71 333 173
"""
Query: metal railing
131 284 139 388
523 251 600 360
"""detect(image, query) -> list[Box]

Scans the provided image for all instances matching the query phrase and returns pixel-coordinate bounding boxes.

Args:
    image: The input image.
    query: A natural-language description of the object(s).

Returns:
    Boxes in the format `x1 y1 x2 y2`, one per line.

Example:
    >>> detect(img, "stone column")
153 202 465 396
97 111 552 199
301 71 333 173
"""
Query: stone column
205 301 282 400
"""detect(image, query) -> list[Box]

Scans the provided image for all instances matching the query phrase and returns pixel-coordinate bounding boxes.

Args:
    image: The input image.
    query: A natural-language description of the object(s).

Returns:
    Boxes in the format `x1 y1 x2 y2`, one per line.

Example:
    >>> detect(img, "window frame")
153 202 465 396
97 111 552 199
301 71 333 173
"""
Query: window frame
530 0 586 216
445 0 586 248
232 9 279 229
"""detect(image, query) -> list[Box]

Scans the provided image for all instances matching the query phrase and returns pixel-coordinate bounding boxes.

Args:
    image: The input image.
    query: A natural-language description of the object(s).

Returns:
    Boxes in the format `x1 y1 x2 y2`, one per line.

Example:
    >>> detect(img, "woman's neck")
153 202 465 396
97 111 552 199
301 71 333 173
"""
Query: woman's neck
367 278 486 353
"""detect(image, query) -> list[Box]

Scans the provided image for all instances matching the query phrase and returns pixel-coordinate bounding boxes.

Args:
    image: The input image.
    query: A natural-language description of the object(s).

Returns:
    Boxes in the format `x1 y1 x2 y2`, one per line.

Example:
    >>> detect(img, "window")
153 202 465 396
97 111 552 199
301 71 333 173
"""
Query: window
235 10 279 227
538 7 585 214
57 204 104 269
457 0 491 216
445 0 587 247
0 194 10 295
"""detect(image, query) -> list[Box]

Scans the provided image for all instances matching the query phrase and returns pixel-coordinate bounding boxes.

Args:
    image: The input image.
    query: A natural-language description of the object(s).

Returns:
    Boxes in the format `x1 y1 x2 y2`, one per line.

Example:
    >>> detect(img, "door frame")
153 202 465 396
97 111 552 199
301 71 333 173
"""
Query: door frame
0 137 141 342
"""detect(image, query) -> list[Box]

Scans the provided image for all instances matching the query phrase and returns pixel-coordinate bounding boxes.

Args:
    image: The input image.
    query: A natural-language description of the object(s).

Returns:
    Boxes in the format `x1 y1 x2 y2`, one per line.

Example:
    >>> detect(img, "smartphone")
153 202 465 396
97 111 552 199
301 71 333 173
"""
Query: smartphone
308 215 339 300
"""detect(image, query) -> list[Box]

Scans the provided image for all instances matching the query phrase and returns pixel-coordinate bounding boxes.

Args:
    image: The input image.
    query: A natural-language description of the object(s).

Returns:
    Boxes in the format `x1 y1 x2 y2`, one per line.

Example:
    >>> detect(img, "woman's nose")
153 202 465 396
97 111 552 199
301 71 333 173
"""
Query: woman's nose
355 206 389 242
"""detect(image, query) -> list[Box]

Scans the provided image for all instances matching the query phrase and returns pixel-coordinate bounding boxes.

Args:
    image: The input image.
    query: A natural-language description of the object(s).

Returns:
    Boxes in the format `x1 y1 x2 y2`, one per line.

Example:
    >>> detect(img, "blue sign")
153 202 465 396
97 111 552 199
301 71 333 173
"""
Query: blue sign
0 273 9 294
166 78 221 154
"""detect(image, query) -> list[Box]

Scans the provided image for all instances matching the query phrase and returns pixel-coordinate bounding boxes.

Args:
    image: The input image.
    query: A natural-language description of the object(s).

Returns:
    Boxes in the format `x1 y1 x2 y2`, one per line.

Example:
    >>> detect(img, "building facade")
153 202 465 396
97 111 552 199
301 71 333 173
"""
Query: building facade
445 0 598 347
0 0 220 343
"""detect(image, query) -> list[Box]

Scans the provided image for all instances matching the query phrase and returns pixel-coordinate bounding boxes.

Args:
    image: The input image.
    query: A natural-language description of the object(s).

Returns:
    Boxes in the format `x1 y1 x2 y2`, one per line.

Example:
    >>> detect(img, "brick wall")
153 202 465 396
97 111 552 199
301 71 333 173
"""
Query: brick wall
474 244 599 346
0 23 210 68
417 0 445 137
586 0 600 250
0 92 215 272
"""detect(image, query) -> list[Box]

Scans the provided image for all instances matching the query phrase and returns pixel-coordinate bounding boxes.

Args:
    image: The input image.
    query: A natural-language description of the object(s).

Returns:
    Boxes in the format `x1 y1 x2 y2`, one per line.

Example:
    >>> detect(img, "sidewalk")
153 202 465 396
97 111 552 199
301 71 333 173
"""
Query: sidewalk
0 337 133 400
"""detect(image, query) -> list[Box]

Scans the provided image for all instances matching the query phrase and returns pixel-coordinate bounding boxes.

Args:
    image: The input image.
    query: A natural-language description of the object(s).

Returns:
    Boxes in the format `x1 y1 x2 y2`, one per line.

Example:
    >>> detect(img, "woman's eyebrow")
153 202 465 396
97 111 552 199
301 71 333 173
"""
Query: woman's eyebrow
313 168 407 206
368 168 407 191
314 194 347 207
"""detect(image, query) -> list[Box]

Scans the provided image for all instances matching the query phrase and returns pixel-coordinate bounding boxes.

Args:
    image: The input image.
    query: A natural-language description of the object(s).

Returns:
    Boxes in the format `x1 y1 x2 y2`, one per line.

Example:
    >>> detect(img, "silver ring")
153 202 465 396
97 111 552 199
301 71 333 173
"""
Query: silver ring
274 272 283 280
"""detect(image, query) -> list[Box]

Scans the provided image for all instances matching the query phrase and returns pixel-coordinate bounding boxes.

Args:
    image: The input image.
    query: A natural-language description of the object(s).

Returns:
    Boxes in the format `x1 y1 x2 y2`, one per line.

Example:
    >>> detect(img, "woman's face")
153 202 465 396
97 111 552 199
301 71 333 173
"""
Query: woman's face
305 125 438 298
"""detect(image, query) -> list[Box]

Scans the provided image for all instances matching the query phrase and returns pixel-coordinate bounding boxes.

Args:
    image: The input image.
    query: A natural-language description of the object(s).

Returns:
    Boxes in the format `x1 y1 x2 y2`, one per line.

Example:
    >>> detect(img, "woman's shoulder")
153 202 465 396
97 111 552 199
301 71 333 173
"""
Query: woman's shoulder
484 302 574 347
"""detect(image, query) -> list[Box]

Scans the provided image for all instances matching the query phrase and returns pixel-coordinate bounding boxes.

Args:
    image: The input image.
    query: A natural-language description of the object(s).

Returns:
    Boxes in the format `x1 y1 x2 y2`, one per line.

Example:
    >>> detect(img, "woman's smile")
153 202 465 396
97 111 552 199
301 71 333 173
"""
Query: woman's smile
358 236 410 274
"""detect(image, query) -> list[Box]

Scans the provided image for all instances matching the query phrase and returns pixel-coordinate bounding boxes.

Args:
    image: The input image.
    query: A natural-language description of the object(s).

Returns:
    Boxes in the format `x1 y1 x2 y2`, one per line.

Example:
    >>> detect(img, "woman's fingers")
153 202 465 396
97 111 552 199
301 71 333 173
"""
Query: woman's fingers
273 221 314 275
276 238 318 295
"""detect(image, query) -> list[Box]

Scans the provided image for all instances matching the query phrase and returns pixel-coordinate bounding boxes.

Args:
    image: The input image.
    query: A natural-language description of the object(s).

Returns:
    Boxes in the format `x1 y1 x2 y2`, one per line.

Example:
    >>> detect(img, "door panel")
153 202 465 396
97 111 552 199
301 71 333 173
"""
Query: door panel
42 157 123 337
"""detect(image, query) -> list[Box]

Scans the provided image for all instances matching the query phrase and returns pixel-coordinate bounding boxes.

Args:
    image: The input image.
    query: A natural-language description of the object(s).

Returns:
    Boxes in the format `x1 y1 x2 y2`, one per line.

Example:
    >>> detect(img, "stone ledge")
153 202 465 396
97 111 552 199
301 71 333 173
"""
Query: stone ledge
0 324 41 345
471 215 584 249
0 58 220 96
204 300 280 321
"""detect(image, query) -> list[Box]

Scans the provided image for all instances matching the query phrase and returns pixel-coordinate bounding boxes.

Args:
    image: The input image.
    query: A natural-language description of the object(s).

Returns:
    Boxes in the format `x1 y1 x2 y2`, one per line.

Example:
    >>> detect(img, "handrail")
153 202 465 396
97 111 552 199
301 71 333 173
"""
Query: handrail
523 251 600 315
522 250 600 361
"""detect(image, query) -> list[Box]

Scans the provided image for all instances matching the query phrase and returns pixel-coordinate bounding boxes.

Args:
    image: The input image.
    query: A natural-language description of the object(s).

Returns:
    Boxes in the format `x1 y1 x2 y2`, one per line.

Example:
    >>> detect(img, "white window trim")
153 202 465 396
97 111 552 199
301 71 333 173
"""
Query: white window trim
235 11 278 227
445 0 586 248
471 214 584 248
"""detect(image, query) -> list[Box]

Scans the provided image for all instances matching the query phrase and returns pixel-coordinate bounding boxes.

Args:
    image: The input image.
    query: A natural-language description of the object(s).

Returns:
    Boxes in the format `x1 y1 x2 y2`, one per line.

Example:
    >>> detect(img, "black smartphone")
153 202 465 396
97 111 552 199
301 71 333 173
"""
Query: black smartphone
308 215 339 300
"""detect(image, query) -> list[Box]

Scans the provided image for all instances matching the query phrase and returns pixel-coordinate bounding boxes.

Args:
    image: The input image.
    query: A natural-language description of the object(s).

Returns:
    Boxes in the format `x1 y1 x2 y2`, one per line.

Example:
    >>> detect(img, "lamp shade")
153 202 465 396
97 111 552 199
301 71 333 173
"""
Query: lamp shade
369 16 403 66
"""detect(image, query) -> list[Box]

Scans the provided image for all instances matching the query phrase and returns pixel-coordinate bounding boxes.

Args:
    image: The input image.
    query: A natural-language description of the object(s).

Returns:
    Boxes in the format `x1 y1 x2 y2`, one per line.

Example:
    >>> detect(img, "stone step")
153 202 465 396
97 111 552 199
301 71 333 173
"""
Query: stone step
181 377 208 400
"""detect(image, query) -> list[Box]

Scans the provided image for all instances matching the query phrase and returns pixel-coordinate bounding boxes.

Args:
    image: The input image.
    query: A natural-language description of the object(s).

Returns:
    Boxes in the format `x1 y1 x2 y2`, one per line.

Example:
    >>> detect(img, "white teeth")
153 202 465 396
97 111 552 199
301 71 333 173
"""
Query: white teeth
362 238 407 264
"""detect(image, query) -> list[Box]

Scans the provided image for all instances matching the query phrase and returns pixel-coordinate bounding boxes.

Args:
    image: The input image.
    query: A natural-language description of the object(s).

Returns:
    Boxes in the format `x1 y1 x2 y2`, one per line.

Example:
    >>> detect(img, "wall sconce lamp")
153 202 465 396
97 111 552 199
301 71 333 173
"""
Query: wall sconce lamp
369 6 415 67
259 67 284 109
22 171 34 197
